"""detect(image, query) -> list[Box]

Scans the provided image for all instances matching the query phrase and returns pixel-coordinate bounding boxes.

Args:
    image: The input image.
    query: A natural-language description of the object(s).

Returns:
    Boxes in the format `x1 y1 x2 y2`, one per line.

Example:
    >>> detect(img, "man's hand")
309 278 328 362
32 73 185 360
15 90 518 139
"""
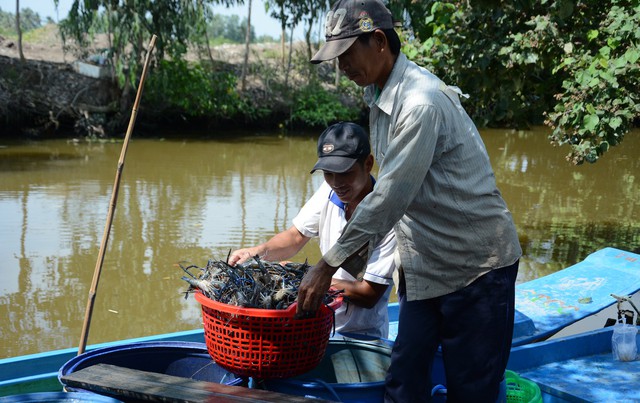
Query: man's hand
227 247 263 266
296 259 338 318
331 278 388 309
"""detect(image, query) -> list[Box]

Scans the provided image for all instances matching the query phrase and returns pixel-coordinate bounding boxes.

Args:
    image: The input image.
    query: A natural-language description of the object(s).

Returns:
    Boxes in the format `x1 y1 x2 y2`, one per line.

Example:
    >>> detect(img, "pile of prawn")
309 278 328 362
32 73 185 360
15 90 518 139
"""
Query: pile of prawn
179 255 327 310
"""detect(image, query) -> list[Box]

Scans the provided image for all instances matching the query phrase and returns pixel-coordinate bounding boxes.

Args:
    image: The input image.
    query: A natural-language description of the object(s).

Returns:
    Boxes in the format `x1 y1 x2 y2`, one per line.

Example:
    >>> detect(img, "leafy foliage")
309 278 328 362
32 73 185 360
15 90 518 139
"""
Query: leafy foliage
396 0 639 164
57 1 232 88
144 59 244 119
545 1 640 164
207 14 255 44
399 1 562 128
288 82 360 128
0 7 42 35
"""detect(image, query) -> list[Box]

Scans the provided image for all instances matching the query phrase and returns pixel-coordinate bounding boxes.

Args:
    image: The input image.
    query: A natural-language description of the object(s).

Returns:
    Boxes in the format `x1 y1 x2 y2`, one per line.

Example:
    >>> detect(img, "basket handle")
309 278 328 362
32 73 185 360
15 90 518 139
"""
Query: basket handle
287 291 343 316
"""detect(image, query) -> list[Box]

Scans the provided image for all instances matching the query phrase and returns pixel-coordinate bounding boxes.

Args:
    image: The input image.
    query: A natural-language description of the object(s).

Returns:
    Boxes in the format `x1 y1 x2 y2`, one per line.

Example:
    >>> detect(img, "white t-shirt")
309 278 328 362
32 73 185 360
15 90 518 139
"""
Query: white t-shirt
292 181 396 339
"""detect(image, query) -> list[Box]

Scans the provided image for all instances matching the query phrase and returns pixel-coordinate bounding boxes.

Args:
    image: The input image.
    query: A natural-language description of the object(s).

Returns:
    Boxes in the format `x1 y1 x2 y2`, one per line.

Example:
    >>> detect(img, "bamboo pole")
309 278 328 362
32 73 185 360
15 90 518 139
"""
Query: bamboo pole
78 34 157 355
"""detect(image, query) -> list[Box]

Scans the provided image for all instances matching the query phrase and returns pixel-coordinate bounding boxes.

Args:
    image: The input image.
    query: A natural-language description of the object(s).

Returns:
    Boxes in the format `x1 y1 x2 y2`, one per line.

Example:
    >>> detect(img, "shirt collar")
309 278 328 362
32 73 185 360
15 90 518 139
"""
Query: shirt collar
364 53 409 115
328 176 377 210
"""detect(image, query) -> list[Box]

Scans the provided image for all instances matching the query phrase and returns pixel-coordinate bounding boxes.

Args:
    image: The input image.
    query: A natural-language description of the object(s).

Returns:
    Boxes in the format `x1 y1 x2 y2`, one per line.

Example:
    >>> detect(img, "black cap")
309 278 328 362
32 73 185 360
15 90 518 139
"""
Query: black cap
311 122 370 173
311 0 394 64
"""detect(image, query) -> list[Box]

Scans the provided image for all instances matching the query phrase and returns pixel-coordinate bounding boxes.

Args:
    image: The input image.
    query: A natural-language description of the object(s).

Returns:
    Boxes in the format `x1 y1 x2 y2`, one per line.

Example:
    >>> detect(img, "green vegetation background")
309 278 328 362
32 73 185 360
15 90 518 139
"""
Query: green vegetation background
1 0 638 165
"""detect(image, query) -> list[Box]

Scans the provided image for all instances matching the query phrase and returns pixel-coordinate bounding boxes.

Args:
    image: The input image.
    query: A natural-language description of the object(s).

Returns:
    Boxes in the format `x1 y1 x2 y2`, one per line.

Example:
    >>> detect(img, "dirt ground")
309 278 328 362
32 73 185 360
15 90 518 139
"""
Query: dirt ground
0 24 71 63
0 24 315 136
0 23 299 66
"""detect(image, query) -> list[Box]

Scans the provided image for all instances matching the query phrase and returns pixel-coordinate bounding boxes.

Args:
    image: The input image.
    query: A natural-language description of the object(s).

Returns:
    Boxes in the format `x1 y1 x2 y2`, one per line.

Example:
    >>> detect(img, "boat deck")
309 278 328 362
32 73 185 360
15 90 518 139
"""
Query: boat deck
508 326 640 402
61 364 333 402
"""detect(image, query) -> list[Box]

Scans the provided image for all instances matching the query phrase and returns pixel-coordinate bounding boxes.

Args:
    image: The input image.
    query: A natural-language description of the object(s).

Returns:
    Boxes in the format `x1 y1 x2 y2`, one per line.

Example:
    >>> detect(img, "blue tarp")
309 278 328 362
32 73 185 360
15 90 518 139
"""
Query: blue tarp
512 247 640 346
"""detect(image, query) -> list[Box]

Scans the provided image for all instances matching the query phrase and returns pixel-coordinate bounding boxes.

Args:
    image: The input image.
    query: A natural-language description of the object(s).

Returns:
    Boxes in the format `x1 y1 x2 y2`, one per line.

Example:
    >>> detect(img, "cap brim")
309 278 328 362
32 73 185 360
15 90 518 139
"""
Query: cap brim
310 36 359 64
310 155 358 174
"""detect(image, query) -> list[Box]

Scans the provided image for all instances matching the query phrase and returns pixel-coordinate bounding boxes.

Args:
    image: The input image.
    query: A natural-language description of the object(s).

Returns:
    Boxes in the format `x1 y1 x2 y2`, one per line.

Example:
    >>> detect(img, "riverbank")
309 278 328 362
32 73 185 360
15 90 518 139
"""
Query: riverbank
0 24 351 138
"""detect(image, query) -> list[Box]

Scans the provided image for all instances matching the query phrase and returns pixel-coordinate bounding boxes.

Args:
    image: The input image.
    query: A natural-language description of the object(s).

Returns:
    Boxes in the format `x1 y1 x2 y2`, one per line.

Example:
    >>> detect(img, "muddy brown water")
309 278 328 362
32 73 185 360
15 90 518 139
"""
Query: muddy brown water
1 127 638 358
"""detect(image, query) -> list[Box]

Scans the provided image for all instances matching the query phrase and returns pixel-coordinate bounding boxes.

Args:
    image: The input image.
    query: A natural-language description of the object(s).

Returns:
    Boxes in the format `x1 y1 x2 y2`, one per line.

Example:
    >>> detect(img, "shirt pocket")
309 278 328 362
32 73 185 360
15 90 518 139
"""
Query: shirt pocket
372 113 389 162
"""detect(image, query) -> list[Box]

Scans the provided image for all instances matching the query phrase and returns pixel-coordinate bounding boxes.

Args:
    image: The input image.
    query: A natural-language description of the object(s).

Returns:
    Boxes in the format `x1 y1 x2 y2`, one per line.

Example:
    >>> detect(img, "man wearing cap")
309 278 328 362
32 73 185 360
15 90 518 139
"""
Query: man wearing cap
228 122 396 339
297 0 522 402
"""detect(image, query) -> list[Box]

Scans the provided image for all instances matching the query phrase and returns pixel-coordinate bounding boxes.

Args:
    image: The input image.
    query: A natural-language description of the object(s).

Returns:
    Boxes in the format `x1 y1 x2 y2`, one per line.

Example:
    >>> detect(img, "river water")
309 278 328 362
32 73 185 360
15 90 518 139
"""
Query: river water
1 127 638 358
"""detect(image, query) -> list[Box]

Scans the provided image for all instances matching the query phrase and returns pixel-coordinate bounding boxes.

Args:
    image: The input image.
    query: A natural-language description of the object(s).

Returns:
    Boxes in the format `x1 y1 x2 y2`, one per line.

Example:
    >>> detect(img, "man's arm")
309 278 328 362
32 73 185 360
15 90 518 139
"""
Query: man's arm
332 221 395 308
300 105 439 313
331 278 388 309
296 258 337 316
228 226 310 266
324 105 439 269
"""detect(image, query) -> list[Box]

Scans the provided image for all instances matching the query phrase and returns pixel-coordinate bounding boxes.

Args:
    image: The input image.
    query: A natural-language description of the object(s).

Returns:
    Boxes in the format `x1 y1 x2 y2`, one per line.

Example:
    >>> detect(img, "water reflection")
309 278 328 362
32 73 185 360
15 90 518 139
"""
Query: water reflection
0 128 638 358
483 129 639 278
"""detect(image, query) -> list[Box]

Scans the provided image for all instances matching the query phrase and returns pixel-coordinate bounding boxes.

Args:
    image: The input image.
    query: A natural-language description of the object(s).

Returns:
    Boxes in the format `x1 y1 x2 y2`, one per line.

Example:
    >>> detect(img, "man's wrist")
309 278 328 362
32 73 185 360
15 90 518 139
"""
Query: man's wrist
317 258 339 276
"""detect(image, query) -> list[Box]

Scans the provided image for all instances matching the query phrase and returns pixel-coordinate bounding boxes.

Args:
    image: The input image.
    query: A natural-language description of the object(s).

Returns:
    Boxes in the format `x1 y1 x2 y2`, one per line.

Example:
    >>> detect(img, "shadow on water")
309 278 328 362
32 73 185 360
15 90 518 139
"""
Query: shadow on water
0 151 87 171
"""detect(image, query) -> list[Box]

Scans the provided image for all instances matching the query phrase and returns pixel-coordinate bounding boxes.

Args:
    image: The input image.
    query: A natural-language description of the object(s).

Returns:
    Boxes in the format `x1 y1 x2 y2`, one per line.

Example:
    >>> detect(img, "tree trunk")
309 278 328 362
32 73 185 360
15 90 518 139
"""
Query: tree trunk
241 0 252 92
16 0 25 63
197 0 216 68
106 5 117 86
305 19 312 62
285 24 294 89
280 24 286 68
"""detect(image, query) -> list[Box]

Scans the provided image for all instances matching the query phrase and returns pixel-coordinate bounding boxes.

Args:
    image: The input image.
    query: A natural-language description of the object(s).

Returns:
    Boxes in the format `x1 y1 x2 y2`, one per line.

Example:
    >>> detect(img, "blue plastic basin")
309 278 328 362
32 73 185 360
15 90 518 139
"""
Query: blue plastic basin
0 392 122 402
263 336 506 403
262 338 393 403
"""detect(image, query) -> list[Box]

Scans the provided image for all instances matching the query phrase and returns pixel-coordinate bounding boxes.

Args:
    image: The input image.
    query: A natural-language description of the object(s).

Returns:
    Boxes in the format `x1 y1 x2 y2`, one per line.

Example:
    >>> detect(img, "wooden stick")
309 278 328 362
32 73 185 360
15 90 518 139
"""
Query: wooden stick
78 34 157 355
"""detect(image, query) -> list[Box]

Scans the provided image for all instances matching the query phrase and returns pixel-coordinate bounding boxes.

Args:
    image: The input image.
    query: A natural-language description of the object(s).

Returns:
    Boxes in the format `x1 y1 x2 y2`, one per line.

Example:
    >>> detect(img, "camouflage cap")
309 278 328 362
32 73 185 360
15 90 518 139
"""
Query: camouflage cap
311 0 393 64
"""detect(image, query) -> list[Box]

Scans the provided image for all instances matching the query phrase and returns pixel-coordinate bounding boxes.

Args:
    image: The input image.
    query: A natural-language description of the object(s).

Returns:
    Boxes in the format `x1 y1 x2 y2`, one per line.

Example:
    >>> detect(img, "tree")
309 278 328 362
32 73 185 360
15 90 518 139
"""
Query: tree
53 0 248 130
241 0 252 91
545 1 640 164
265 0 290 66
208 13 228 38
265 0 311 87
394 0 639 164
302 0 329 62
15 0 25 62
56 0 243 89
195 0 216 67
0 4 41 37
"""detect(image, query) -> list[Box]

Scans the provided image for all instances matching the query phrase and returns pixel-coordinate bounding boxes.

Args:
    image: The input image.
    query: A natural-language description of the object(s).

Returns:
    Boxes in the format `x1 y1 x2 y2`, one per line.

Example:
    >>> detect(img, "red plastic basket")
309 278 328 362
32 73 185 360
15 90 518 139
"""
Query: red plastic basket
195 291 342 379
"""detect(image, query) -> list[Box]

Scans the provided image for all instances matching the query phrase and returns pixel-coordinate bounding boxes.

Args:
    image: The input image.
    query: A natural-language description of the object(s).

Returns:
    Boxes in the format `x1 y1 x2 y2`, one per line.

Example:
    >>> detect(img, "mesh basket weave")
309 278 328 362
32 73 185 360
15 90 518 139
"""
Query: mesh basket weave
505 370 542 403
195 291 342 379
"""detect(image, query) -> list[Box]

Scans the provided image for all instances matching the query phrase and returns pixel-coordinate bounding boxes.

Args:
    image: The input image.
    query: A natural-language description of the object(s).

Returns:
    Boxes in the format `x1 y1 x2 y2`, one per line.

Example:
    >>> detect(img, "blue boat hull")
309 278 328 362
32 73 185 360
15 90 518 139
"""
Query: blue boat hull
0 329 207 397
508 326 640 402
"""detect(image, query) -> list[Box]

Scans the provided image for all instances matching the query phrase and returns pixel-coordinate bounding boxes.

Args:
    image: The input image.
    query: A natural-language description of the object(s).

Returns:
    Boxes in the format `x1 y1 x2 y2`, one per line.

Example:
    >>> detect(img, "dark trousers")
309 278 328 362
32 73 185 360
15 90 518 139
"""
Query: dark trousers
385 260 519 403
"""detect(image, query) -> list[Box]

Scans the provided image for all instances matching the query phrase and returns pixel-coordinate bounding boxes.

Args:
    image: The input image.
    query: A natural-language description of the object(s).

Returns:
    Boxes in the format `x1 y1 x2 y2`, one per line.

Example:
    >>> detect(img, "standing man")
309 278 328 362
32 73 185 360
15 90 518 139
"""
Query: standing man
228 122 396 339
297 1 522 402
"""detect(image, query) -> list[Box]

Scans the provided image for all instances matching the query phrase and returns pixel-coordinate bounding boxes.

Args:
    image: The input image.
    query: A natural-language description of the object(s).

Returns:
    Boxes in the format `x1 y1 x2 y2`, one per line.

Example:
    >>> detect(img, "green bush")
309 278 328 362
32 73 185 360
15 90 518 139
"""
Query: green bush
400 1 559 129
288 82 360 128
398 0 639 164
545 1 640 164
145 59 244 119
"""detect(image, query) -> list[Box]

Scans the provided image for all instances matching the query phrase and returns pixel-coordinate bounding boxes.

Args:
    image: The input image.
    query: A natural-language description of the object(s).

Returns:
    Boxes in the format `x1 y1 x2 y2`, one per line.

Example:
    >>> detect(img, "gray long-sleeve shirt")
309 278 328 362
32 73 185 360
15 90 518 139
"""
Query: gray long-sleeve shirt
323 53 522 301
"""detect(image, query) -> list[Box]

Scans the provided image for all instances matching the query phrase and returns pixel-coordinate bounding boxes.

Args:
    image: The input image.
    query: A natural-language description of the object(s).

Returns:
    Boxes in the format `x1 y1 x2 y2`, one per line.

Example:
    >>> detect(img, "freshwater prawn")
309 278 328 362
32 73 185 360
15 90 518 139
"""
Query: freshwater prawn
178 255 337 310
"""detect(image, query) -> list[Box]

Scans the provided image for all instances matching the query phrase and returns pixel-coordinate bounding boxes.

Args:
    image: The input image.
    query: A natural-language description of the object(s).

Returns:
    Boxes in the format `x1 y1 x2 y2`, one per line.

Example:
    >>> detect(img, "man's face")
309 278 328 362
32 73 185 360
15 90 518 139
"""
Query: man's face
323 156 372 205
337 34 383 87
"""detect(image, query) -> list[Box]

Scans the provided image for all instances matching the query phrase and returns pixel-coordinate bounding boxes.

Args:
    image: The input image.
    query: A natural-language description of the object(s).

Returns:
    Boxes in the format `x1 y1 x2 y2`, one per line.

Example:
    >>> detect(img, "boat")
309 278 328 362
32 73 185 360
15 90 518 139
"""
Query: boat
1 247 638 401
511 247 640 347
507 325 640 402
0 329 209 398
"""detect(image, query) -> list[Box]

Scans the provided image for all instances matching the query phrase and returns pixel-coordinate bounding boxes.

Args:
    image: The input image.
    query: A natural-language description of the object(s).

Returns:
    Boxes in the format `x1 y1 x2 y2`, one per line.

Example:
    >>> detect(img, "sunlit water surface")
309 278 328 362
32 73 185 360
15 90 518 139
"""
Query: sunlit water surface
1 127 638 358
